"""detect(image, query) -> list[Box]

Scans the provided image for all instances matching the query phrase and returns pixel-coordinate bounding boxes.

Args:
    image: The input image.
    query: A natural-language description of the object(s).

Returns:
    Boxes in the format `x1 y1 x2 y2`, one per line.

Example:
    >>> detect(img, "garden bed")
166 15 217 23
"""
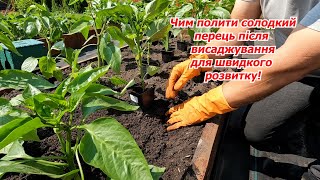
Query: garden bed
1 38 222 180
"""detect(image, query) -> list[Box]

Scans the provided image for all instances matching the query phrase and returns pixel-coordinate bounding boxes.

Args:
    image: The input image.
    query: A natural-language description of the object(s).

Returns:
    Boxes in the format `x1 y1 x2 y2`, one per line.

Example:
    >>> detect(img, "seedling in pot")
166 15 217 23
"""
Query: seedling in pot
159 33 176 63
128 83 156 108
68 0 124 72
101 0 172 107
176 40 189 51
161 47 175 63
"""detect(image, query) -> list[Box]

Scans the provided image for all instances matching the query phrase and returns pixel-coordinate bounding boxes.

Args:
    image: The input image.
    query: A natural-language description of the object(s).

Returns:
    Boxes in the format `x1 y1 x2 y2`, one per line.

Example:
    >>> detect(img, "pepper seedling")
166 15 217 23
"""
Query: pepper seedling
95 0 171 107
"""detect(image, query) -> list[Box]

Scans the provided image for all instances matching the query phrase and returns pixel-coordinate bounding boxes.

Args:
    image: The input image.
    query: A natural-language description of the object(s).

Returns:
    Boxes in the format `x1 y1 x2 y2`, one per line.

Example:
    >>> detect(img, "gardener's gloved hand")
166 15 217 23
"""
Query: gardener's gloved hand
166 86 236 131
166 54 212 99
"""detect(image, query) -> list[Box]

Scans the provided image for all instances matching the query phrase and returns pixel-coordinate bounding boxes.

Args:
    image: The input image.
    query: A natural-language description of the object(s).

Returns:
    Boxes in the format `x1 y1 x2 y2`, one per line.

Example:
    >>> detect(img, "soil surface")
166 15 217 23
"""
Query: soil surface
1 38 220 180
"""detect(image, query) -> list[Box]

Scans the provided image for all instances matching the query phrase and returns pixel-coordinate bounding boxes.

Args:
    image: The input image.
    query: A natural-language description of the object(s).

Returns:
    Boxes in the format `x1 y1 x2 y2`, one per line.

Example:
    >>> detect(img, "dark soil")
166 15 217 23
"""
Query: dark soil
2 38 220 180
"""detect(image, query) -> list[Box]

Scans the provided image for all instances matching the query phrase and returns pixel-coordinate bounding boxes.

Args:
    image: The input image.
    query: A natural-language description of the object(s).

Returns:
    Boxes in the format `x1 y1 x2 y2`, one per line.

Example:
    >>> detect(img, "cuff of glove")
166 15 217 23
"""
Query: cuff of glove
188 54 212 72
205 85 237 114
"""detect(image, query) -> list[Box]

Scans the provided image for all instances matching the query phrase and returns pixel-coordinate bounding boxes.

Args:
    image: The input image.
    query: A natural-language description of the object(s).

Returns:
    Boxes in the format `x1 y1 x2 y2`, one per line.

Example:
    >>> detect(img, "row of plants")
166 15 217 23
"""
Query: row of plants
0 0 235 179
8 0 83 13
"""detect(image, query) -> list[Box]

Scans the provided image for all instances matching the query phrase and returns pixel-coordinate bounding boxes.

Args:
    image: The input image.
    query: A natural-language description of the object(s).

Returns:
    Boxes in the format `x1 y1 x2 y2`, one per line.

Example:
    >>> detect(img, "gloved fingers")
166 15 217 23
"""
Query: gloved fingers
166 68 182 99
173 63 199 91
168 111 181 120
167 116 182 124
167 121 185 131
165 102 186 115
174 74 191 91
165 82 178 99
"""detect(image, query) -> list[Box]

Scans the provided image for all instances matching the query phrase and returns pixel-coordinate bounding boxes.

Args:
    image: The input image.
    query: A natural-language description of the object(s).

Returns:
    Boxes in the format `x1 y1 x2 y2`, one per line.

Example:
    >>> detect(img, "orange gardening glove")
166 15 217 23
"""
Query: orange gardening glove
166 54 212 99
166 85 236 131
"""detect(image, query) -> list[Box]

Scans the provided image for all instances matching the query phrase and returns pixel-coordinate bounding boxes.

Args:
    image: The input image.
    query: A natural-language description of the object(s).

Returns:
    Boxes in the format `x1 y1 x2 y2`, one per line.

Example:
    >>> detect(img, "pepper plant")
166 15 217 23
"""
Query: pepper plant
96 0 172 89
68 0 121 72
0 47 164 179
0 18 20 55
0 4 69 80
170 0 232 44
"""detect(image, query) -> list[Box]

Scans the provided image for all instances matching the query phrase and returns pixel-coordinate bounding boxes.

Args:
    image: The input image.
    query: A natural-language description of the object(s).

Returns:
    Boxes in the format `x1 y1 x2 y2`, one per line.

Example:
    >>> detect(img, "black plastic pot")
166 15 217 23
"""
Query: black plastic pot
128 84 155 108
152 41 159 46
168 31 175 38
176 41 188 51
161 48 175 63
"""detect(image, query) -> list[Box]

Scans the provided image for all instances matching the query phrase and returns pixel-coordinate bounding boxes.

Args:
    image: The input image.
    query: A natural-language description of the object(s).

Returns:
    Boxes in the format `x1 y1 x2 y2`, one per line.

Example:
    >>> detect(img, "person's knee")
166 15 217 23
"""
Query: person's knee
244 126 267 143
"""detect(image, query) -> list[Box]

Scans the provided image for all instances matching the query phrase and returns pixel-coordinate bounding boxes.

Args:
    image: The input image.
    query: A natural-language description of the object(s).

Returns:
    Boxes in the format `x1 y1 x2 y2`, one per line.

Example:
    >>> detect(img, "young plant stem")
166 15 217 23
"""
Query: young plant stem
137 47 145 90
45 37 52 59
55 128 66 153
96 33 101 67
164 35 169 51
75 143 84 180
75 147 84 180
66 114 76 171
89 1 102 67
147 42 150 65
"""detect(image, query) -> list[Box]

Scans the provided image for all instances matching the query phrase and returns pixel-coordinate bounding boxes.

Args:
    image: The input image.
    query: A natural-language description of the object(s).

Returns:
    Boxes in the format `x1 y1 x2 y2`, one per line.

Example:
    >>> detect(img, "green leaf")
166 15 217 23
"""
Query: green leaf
24 18 39 38
0 22 13 37
172 29 181 37
23 84 42 100
149 165 165 180
67 65 110 94
144 0 170 21
69 0 81 5
0 140 24 156
63 48 81 71
22 130 40 142
0 160 79 178
39 16 50 29
107 26 135 50
50 28 62 43
147 65 160 76
9 94 24 107
69 17 92 35
110 76 128 86
19 84 42 108
0 117 45 150
146 19 171 42
120 79 135 96
55 76 72 97
82 95 139 118
0 140 30 160
68 92 85 112
0 32 20 55
79 117 152 180
21 57 38 72
51 41 65 51
187 28 195 40
85 84 119 96
81 25 90 40
97 5 135 21
78 63 94 74
208 7 231 19
0 98 29 126
99 36 121 73
39 56 56 79
33 94 68 123
175 3 193 17
53 68 64 82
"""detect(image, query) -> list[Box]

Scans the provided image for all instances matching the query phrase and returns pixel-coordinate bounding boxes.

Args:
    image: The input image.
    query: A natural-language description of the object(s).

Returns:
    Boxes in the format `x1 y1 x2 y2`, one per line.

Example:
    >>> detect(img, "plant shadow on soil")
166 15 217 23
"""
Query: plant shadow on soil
2 38 219 180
